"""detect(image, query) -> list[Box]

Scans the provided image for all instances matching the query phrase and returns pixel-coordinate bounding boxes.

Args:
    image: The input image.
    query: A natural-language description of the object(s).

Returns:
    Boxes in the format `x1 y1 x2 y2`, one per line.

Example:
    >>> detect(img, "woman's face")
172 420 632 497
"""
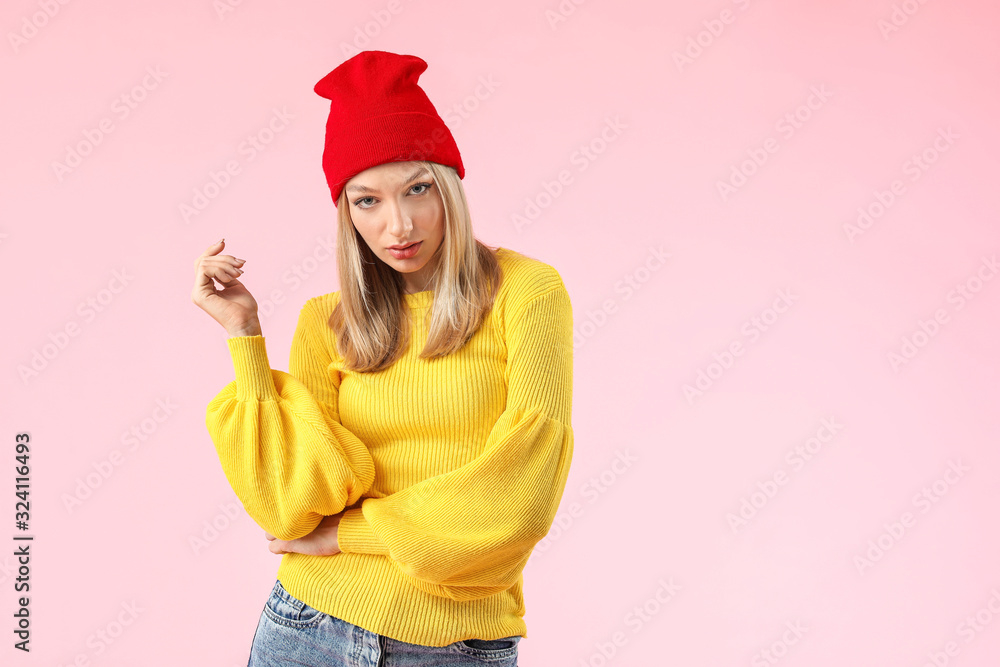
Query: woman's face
345 161 445 295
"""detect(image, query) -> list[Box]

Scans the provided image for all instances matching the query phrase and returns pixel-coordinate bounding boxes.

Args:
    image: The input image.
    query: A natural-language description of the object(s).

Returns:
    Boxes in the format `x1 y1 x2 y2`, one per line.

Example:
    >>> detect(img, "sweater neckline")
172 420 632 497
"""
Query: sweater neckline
401 247 509 309
403 289 434 309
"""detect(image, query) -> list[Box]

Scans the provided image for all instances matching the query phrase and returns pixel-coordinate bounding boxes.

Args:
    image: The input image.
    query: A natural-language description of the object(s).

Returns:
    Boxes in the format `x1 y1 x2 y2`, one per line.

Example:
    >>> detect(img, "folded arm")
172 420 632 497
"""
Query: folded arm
205 298 375 541
336 277 575 601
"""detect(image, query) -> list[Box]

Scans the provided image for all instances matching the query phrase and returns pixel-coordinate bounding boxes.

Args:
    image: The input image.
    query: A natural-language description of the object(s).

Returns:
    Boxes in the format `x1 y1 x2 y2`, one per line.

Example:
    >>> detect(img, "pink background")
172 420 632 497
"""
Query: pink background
3 0 1000 664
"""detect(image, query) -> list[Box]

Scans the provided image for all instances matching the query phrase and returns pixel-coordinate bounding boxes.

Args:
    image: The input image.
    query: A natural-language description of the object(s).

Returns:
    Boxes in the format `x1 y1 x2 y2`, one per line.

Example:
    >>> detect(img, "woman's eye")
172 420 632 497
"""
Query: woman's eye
354 184 430 208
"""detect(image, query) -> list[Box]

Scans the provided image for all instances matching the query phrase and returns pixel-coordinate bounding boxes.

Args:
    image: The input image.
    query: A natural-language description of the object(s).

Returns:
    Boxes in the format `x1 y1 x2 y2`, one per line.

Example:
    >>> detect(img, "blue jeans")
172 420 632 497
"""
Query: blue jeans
247 579 521 666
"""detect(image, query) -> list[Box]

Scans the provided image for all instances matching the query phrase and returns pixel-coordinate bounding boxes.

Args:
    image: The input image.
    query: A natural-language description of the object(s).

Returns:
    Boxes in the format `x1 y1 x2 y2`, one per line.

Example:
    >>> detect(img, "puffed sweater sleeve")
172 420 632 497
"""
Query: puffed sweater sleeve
336 274 574 602
204 298 376 542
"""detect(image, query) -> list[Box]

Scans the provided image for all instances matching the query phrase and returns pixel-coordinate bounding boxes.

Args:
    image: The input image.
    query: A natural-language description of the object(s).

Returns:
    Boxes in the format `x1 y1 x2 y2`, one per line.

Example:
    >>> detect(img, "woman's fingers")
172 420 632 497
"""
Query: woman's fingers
196 256 245 275
195 258 245 287
191 240 260 336
213 263 243 282
263 529 287 553
192 266 236 297
194 239 246 272
195 239 225 265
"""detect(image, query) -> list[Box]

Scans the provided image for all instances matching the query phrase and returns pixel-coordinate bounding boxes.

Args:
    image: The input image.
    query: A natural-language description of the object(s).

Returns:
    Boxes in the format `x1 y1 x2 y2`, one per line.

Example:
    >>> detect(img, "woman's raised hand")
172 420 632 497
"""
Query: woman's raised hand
191 239 262 337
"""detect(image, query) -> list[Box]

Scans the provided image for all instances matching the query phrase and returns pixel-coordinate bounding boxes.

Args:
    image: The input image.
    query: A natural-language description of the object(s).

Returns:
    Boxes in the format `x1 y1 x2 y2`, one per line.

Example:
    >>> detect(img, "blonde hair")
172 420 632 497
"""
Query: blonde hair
328 161 502 373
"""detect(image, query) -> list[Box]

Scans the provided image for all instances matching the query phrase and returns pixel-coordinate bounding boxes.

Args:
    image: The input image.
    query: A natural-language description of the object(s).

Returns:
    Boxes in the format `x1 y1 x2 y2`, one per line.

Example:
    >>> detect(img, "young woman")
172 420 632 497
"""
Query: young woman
191 50 574 666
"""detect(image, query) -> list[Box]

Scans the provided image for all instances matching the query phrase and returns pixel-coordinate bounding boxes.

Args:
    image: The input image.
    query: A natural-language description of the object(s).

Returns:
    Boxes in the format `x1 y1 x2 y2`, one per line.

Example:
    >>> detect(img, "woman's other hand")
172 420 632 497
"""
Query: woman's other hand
191 239 262 337
264 512 344 556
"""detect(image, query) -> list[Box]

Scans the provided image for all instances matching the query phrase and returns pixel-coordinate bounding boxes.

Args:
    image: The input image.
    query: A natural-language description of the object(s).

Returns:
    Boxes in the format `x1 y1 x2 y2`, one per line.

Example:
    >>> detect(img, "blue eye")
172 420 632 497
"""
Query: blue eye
352 183 432 209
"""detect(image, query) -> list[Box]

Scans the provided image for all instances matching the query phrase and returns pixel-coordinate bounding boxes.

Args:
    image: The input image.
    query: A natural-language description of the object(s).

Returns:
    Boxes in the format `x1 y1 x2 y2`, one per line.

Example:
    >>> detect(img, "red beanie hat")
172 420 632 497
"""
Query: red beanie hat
314 50 465 206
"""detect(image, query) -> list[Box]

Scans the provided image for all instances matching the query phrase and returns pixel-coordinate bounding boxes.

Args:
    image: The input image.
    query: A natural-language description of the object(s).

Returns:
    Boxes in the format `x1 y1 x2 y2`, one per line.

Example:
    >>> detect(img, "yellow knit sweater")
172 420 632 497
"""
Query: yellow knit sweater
204 247 574 646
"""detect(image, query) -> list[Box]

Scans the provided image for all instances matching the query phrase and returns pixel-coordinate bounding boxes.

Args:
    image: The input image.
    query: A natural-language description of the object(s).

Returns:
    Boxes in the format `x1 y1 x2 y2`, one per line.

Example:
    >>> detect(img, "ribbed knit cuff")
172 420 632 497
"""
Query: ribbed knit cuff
338 507 390 556
226 335 280 401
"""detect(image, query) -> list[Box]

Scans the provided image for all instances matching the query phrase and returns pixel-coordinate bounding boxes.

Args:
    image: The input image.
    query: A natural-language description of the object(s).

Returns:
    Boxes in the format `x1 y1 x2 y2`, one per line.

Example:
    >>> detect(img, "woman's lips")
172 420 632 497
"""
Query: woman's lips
388 241 421 259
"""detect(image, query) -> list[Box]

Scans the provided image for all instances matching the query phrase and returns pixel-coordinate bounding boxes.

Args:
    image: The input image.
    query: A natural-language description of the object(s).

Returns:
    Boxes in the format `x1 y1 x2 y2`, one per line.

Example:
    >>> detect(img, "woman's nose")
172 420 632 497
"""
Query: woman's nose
386 200 412 232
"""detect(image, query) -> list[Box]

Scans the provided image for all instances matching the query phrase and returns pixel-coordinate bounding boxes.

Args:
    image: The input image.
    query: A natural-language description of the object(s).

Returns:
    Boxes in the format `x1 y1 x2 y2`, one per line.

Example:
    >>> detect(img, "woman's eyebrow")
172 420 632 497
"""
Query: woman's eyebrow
347 167 430 194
